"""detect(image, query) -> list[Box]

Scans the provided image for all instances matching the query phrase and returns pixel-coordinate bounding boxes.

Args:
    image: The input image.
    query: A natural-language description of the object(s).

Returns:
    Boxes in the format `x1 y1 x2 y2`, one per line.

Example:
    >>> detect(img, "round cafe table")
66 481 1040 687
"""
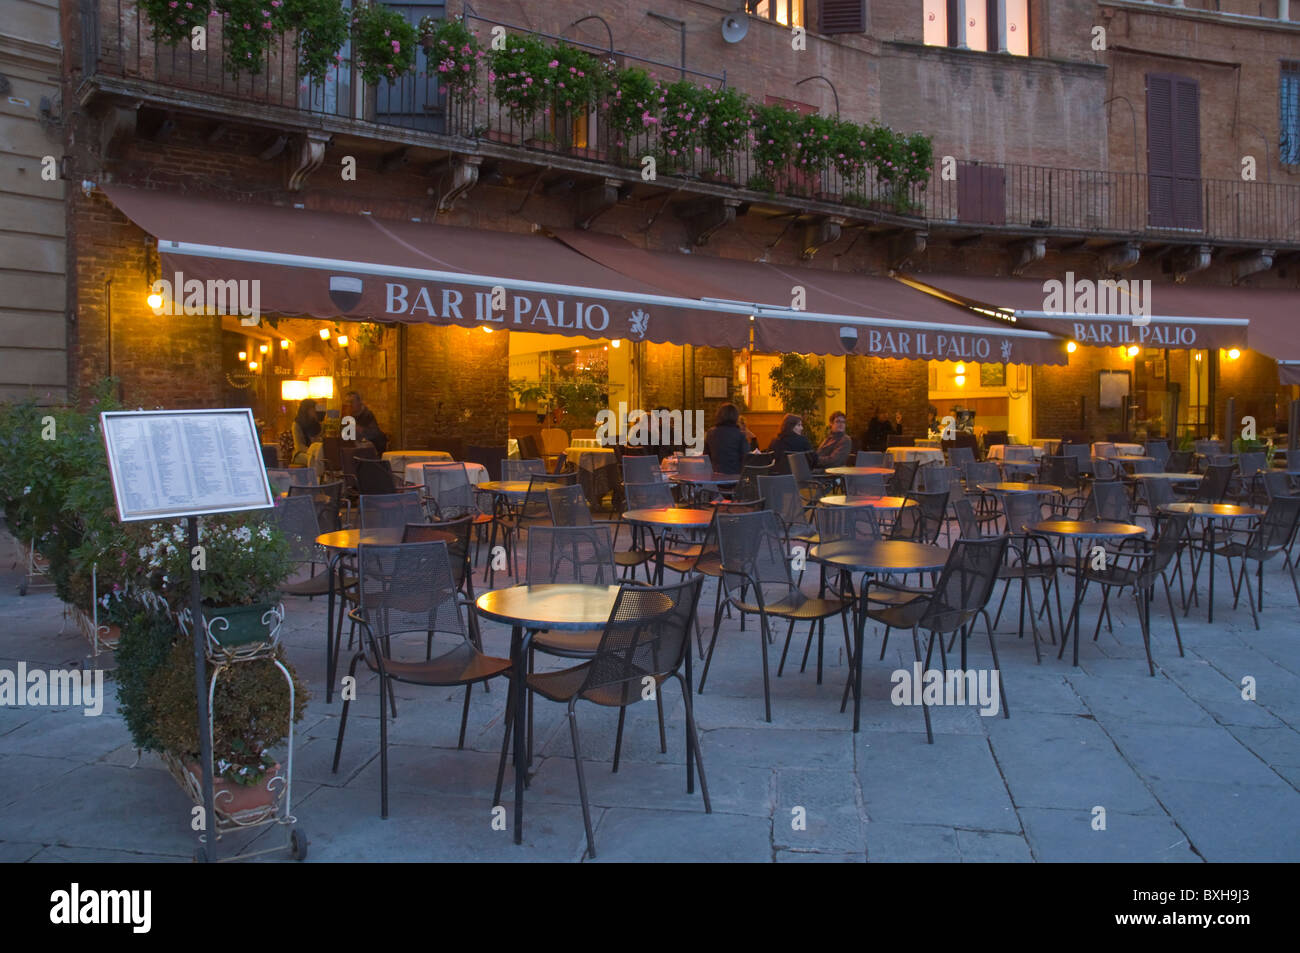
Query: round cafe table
1129 472 1201 482
404 460 488 487
315 527 452 703
808 540 950 732
978 482 1061 495
825 466 894 477
669 471 738 504
1029 520 1147 667
887 447 945 465
1158 502 1262 624
818 495 915 511
474 584 691 846
622 507 714 583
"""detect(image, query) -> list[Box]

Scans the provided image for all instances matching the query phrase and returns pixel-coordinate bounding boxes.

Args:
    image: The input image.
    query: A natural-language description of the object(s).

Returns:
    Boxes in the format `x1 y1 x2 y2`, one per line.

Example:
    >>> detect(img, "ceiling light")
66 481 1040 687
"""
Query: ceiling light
320 328 331 340
307 376 334 398
238 350 247 361
1127 345 1140 357
337 334 349 347
146 292 163 310
1227 348 1241 360
281 380 309 400
280 339 290 349
1066 341 1078 353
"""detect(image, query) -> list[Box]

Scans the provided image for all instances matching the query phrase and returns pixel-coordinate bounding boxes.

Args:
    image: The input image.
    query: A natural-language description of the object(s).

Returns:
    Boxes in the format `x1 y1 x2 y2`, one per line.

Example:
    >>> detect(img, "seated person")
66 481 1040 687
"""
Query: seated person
704 403 750 476
860 408 903 452
291 398 321 466
767 414 813 473
814 411 853 469
345 390 388 455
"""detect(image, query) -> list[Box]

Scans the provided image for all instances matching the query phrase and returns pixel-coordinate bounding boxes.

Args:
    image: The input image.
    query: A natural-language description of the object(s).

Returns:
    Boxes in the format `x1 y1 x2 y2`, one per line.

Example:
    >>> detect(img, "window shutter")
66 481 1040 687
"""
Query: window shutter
1146 74 1176 228
819 0 866 34
1171 77 1203 230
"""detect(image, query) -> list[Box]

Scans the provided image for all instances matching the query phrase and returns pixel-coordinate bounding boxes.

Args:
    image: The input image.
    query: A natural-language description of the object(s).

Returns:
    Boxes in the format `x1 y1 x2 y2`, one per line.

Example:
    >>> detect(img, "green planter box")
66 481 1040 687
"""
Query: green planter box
204 603 277 647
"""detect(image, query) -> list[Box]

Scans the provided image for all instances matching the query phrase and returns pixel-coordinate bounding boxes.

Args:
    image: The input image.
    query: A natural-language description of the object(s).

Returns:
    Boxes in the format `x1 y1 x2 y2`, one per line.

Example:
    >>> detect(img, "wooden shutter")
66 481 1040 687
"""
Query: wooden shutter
819 0 866 33
1146 73 1201 230
957 163 1006 225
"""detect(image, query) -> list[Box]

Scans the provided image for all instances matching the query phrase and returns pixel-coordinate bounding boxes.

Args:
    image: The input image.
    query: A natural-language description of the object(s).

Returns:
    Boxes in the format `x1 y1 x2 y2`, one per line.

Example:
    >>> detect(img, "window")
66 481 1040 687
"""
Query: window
751 0 805 27
923 0 1028 55
1283 62 1300 166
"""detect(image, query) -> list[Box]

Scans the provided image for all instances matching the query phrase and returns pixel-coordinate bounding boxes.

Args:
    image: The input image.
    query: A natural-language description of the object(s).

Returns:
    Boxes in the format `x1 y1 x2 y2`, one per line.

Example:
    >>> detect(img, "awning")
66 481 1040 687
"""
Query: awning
101 185 752 349
554 231 1068 365
900 273 1251 351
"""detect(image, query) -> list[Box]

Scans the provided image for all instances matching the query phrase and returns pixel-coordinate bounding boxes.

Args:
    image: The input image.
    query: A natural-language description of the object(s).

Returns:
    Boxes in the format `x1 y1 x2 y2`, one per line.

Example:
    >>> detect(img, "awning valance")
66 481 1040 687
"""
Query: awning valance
900 273 1253 351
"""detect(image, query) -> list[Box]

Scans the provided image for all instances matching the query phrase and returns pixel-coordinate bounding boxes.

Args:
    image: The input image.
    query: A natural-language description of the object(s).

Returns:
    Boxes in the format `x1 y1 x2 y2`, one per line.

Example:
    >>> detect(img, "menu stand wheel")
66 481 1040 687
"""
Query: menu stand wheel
290 828 309 861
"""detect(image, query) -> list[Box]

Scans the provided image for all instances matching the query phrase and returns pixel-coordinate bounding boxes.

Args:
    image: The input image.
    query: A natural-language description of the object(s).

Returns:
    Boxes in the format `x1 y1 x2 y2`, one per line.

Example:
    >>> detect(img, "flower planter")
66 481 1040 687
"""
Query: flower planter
483 129 520 145
184 760 281 822
204 602 277 648
568 146 608 162
525 137 561 152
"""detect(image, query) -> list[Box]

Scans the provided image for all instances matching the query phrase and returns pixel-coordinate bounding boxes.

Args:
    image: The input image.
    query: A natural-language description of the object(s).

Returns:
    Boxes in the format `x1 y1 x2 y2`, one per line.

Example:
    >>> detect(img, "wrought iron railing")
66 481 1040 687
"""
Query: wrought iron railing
83 0 1300 246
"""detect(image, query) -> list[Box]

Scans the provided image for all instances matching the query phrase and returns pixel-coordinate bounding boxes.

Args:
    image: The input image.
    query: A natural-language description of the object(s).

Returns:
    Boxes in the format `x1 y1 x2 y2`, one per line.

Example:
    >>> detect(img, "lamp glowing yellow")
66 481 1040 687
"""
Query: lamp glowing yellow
146 292 163 310
481 325 493 333
337 334 349 347
248 361 259 371
259 343 269 354
954 375 966 387
307 376 334 399
238 350 247 361
1066 341 1078 353
319 328 331 340
1127 345 1140 357
1227 348 1241 360
280 339 290 349
610 339 621 349
281 379 309 401
954 364 966 376
1195 352 1203 362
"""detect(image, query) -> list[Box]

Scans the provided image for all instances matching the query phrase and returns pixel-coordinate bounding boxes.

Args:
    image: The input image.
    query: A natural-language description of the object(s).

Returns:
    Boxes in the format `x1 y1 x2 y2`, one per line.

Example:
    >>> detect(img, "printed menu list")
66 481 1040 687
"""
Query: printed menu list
103 410 271 520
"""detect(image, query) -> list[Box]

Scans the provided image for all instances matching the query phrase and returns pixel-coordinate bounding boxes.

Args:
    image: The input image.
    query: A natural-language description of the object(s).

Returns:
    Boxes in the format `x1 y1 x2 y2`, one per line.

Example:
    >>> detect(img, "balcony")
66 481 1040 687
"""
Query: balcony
78 0 1300 260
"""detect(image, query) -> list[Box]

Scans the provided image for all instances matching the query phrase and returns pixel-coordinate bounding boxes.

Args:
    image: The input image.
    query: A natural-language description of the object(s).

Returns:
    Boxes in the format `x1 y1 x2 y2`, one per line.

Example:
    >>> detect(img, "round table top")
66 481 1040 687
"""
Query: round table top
670 473 739 485
623 507 715 528
1130 472 1201 482
818 495 916 510
316 527 410 551
810 540 950 573
1159 502 1263 520
826 466 895 477
1114 455 1154 462
1030 519 1147 540
477 480 532 495
476 584 626 630
979 482 1062 494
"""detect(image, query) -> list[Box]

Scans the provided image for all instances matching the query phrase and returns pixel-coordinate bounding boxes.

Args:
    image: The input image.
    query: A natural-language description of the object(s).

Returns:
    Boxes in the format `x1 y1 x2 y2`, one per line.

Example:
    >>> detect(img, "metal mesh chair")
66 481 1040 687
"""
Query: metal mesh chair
492 472 576 583
548 483 593 525
526 524 616 590
1188 463 1234 503
992 491 1064 661
332 541 511 817
1262 470 1297 501
1166 450 1193 473
730 464 771 504
494 576 708 859
275 495 333 598
1231 452 1268 503
1080 481 1133 523
952 498 983 539
743 451 776 469
789 451 833 502
355 458 399 495
1145 440 1170 470
290 480 343 532
677 456 714 479
814 505 881 543
1080 511 1190 674
503 458 547 481
704 509 852 721
359 491 425 529
760 474 816 544
900 490 948 544
1041 455 1085 515
887 460 919 496
1062 442 1092 476
845 473 887 496
1210 496 1300 627
1139 476 1176 524
946 446 975 471
624 480 675 510
622 454 665 485
423 464 481 520
855 451 886 468
852 536 1010 739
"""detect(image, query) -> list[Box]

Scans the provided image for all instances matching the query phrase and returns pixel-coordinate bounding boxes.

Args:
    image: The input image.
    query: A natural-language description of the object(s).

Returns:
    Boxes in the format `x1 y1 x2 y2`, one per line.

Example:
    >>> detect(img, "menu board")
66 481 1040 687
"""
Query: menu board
101 409 274 521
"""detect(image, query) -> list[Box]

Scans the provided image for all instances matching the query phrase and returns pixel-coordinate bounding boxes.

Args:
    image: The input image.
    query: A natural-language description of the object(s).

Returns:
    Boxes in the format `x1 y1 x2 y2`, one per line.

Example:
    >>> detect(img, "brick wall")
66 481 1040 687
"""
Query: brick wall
1218 349 1286 439
1033 346 1131 440
404 323 510 447
844 355 930 445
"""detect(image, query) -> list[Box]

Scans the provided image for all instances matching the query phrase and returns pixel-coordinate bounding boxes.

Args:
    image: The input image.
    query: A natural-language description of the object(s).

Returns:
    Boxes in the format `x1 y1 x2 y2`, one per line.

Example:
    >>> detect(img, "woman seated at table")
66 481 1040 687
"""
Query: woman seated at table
291 398 321 466
814 411 853 468
704 403 750 476
767 413 814 473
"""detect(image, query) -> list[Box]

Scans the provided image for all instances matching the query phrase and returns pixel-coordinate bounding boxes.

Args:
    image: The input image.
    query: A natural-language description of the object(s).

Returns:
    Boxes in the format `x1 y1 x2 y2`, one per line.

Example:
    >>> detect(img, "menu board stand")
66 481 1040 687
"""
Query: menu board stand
101 409 276 863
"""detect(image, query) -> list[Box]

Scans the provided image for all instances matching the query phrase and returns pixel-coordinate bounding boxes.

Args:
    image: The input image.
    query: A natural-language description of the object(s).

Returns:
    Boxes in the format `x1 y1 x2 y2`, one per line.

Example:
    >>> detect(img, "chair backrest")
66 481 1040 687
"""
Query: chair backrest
677 455 714 479
1145 440 1170 468
888 460 918 496
548 483 594 525
1062 443 1091 471
538 428 570 456
1194 439 1224 457
1253 496 1300 552
1091 457 1121 481
503 458 547 482
984 430 1009 450
423 463 477 520
1166 450 1193 473
576 576 704 702
1082 481 1132 522
916 536 1010 634
405 516 474 594
743 451 776 470
963 461 1000 488
1004 445 1034 462
733 464 771 503
519 472 576 525
517 433 543 461
355 457 397 495
274 495 324 565
1128 457 1158 474
623 480 675 511
758 474 807 529
787 451 816 485
845 472 887 496
526 524 616 585
1041 455 1080 491
1206 452 1236 467
1001 491 1045 536
466 444 509 479
1238 452 1267 476
715 510 797 598
1142 476 1176 514
886 434 913 448
814 504 880 543
1093 442 1117 459
946 446 976 471
267 468 294 496
355 541 466 644
291 480 342 532
622 454 664 485
952 498 981 539
571 428 598 441
855 451 886 468
903 490 948 543
1194 463 1235 503
341 442 378 480
1262 470 1295 501
360 491 425 529
919 466 958 494
1137 510 1190 584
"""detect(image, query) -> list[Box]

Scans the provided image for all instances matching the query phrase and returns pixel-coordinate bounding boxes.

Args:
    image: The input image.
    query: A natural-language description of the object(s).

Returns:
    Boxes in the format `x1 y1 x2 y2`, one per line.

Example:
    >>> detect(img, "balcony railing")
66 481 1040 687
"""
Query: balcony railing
83 0 1300 248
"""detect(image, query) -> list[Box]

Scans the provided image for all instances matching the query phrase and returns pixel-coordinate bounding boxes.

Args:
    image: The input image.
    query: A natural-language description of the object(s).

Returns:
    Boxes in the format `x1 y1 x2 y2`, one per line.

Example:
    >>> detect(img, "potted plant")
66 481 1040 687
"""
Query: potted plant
349 0 418 86
490 34 553 137
135 513 293 648
768 353 827 443
656 79 710 174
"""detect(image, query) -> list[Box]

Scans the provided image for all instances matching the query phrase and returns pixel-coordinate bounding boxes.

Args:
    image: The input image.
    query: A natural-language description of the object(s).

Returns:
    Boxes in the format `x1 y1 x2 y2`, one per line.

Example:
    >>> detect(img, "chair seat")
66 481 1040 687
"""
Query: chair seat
614 549 653 567
376 642 511 686
527 662 665 707
279 572 335 597
530 628 603 657
732 594 846 619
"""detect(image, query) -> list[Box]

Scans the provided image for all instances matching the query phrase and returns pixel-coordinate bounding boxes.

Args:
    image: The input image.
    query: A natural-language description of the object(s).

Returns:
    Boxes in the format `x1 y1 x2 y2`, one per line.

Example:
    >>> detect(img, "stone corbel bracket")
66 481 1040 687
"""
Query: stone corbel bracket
1171 244 1213 283
288 132 330 192
800 216 845 260
575 178 623 230
98 102 140 160
676 196 739 246
1099 241 1141 274
1009 237 1046 276
434 155 482 213
1231 248 1275 285
889 229 928 270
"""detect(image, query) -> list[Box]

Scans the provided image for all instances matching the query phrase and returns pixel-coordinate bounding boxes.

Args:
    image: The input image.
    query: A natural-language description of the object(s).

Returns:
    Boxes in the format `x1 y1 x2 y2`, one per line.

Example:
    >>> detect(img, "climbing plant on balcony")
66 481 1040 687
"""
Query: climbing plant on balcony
140 0 212 46
606 66 660 154
697 85 751 180
214 0 292 73
420 15 483 102
749 101 801 192
657 79 711 172
349 0 418 86
286 0 351 84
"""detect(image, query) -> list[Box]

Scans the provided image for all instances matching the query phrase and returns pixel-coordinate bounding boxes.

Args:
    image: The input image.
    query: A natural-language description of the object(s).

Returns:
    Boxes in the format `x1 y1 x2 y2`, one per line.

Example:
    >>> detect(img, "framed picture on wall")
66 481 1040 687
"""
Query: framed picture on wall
1098 369 1131 409
1155 358 1167 379
703 376 729 399
979 363 1006 387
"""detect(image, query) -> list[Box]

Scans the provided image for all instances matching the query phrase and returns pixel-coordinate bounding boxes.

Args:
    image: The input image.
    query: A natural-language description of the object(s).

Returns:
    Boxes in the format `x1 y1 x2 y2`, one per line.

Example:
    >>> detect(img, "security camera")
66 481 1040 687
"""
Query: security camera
839 326 858 352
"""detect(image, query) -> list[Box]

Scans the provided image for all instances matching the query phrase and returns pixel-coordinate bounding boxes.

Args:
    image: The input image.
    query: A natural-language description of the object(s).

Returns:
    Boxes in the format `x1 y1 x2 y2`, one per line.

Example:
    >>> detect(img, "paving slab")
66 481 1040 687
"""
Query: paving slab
955 829 1033 862
775 849 865 862
1017 807 1201 863
1142 778 1300 862
773 768 863 853
586 808 772 863
864 821 960 862
1106 723 1281 787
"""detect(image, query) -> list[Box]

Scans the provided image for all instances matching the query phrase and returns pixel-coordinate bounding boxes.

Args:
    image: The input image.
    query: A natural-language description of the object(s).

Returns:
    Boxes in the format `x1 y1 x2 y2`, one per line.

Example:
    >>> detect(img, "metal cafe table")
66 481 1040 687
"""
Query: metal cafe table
808 540 950 732
474 583 685 845
315 527 453 704
622 507 715 583
669 471 738 504
1028 519 1147 666
824 465 894 493
818 494 916 512
978 482 1061 495
1158 502 1263 623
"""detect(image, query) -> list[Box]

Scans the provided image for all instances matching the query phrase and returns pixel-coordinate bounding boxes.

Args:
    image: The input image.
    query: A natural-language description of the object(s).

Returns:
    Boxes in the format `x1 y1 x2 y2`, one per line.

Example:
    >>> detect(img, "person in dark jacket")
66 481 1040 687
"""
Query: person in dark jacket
345 390 388 455
704 403 750 476
814 411 853 468
767 413 813 473
861 407 903 452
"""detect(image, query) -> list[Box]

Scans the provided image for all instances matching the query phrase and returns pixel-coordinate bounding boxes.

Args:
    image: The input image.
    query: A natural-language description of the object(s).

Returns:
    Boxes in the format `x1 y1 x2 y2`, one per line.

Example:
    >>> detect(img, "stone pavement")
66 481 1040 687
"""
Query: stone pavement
2 527 1298 863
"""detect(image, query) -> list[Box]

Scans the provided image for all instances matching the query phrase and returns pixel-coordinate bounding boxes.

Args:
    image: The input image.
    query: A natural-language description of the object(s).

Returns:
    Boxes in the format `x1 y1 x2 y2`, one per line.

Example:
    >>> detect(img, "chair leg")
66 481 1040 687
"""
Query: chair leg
878 625 892 660
1137 587 1155 677
699 600 726 694
914 627 933 744
982 608 1009 719
378 672 389 819
612 706 626 773
675 673 711 811
493 690 514 808
331 652 362 773
777 618 797 677
656 689 668 754
568 703 597 860
759 614 773 723
458 683 472 750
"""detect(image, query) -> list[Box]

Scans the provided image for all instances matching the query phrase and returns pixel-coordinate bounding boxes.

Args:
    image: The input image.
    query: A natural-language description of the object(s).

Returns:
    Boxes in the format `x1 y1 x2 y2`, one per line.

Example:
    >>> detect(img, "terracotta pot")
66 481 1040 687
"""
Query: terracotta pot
186 761 281 819
483 129 519 145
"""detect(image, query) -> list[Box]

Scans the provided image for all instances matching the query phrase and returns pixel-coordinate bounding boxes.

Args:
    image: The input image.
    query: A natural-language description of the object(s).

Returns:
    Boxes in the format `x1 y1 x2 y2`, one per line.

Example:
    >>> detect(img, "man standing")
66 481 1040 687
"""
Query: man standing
345 390 388 455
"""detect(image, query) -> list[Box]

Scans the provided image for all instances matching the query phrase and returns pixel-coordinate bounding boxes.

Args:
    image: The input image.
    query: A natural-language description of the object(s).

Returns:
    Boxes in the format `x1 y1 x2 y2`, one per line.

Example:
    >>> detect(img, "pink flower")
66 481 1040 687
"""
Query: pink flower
168 1 177 7
548 59 559 68
263 20 271 28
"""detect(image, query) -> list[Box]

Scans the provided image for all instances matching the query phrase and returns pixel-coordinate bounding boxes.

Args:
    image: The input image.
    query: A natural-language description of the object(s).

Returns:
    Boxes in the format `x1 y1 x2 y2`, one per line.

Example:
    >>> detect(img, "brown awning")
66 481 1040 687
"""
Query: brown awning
101 185 752 349
900 273 1252 351
553 231 1067 364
